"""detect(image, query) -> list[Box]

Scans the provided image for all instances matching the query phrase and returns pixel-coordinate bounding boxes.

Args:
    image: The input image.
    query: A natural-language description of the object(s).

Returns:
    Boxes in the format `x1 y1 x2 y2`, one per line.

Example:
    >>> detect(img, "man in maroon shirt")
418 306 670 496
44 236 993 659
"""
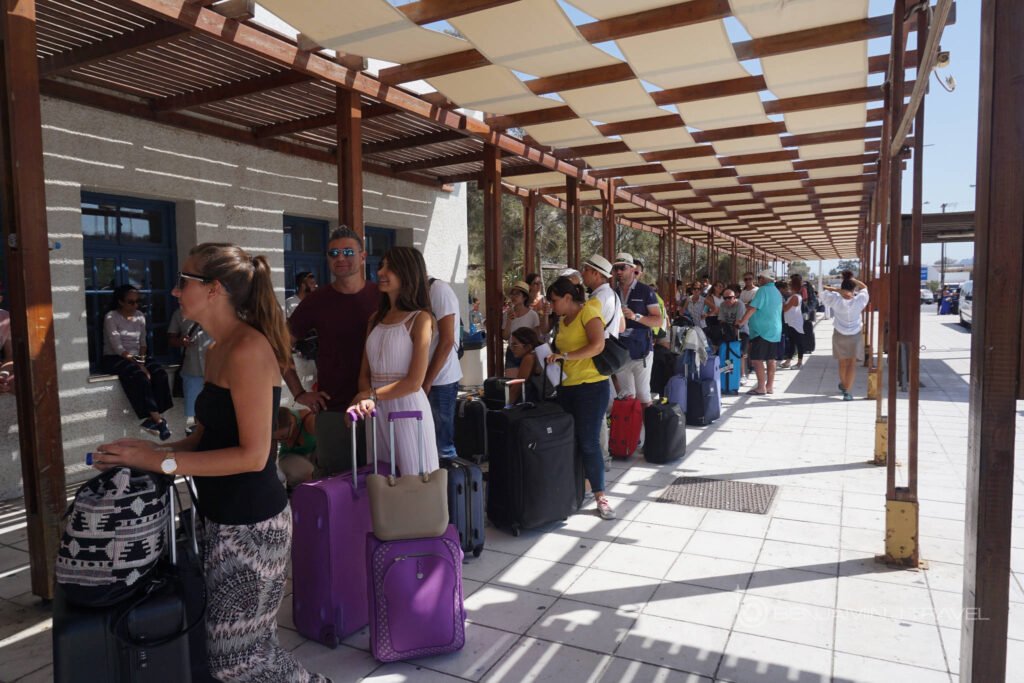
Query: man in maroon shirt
285 227 378 413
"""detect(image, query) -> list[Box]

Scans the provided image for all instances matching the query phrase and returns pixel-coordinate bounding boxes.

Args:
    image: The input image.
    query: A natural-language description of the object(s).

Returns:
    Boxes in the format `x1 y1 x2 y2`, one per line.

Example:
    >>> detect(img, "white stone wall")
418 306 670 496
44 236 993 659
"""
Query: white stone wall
0 97 468 500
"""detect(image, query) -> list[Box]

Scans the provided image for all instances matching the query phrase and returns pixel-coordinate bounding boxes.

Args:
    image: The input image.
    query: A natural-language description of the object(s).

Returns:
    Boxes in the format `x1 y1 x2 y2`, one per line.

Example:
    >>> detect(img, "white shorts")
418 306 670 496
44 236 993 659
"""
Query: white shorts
614 353 654 404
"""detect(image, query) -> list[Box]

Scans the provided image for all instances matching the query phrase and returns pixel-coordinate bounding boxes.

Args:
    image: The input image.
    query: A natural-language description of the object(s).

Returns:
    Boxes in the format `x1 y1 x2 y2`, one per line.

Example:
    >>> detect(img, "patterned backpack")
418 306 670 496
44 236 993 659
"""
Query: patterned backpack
56 467 170 606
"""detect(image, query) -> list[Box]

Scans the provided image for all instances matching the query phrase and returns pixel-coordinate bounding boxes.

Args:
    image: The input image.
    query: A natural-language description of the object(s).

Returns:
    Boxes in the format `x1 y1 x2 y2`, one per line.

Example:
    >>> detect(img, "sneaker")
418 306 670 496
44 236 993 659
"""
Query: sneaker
596 497 616 520
158 420 172 441
843 392 854 401
140 418 162 436
838 382 846 392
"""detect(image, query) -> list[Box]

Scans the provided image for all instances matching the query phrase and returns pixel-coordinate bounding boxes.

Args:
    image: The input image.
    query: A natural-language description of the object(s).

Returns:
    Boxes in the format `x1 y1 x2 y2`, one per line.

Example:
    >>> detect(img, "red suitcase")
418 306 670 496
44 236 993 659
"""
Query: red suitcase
609 397 643 459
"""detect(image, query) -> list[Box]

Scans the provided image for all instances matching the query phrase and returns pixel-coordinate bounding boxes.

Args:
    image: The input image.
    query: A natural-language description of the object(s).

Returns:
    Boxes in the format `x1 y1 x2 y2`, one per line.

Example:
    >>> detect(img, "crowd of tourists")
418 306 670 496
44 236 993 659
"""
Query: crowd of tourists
59 226 875 681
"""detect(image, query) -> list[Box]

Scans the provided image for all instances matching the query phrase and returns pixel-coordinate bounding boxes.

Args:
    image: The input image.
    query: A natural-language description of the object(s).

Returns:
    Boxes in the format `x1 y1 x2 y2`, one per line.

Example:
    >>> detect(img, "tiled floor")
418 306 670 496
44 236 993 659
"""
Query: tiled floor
2 308 1023 682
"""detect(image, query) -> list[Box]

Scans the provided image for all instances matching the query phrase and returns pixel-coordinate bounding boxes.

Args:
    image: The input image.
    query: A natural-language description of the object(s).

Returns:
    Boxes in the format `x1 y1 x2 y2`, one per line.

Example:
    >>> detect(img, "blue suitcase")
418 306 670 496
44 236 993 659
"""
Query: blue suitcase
686 379 721 426
718 341 742 395
665 374 688 412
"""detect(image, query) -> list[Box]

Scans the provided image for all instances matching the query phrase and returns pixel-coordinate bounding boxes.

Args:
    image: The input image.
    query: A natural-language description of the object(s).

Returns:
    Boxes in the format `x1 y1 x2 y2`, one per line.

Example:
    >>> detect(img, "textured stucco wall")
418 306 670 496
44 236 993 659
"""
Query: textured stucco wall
0 97 467 500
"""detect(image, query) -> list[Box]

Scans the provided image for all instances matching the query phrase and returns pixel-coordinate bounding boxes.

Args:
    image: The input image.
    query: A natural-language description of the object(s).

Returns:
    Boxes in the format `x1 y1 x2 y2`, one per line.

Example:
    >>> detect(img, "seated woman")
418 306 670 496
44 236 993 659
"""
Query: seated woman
273 406 317 488
100 285 173 440
506 327 560 404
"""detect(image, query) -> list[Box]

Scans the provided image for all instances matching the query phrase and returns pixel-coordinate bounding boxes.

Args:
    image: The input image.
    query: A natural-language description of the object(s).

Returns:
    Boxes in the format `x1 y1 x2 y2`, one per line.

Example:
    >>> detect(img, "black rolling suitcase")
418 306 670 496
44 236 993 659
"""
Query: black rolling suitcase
440 457 486 557
483 377 510 410
453 396 488 464
53 485 206 683
686 379 721 426
650 345 680 397
643 401 686 464
485 391 579 536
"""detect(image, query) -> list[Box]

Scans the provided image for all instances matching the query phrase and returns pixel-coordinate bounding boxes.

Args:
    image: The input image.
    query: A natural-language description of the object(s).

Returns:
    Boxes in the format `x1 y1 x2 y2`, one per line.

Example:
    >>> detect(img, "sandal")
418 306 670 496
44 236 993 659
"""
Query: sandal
745 388 767 395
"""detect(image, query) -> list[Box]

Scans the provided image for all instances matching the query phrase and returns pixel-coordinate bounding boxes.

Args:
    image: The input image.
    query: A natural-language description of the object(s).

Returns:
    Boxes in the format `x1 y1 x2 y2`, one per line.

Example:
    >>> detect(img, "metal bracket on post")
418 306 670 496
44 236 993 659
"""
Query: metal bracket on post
872 415 888 466
877 492 924 569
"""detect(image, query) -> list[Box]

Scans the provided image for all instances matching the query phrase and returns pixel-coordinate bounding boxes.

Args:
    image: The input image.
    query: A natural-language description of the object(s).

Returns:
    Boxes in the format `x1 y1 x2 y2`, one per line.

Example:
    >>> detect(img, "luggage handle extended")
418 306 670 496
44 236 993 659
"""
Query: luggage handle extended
503 378 525 407
387 411 428 483
345 408 378 489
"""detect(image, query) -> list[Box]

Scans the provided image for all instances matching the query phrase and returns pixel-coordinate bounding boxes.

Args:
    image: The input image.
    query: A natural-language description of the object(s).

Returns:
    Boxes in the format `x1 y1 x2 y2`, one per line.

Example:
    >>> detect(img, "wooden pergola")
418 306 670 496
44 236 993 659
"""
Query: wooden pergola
1 1 1020 679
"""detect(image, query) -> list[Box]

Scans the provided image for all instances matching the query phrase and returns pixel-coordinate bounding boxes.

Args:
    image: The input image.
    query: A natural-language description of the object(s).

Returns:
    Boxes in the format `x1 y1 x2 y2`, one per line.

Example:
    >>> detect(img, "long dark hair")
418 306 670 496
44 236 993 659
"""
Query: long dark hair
189 242 290 371
511 326 543 349
546 276 586 303
373 247 431 329
107 284 139 314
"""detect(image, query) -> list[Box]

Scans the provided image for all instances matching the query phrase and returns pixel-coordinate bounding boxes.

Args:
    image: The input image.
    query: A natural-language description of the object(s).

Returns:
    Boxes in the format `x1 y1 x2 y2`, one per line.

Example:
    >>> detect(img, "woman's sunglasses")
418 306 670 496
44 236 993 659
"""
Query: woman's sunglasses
177 271 213 290
328 247 357 258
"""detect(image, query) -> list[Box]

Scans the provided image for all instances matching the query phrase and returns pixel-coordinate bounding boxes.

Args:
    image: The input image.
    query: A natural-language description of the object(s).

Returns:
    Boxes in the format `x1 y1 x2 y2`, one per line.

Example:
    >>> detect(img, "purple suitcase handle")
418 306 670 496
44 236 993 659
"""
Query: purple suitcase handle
388 410 422 422
345 409 379 485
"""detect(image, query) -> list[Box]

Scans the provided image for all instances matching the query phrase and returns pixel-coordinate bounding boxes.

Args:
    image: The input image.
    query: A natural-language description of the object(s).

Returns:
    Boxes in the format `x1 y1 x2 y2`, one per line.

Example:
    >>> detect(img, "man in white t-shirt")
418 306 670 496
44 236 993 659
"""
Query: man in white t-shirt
582 254 623 471
425 277 464 459
737 272 759 381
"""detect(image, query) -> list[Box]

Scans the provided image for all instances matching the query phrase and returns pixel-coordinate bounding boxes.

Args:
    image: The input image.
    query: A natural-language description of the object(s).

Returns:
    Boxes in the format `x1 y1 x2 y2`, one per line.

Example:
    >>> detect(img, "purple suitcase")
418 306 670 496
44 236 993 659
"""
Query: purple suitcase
366 525 465 662
290 412 377 647
665 374 688 411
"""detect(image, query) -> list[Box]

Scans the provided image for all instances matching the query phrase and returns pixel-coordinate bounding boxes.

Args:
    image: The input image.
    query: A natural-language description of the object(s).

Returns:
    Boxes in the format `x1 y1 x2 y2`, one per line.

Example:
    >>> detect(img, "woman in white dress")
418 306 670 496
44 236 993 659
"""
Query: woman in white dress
348 247 439 476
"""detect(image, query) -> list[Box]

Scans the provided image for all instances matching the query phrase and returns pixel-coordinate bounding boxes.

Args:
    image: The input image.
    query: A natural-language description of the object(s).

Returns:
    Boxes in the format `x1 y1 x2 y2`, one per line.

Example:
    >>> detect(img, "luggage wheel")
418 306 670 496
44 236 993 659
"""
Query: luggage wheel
511 527 521 537
473 548 483 557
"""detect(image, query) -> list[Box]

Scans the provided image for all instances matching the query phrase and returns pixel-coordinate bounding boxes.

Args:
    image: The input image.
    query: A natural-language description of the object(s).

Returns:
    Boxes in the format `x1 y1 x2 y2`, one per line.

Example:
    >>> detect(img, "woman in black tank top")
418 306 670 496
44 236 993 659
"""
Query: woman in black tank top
93 243 327 682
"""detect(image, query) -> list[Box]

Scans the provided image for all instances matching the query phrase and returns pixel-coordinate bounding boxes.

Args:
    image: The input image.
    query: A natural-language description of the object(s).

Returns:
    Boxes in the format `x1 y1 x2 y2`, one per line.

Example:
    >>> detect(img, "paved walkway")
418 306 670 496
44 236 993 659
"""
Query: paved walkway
1 309 1022 682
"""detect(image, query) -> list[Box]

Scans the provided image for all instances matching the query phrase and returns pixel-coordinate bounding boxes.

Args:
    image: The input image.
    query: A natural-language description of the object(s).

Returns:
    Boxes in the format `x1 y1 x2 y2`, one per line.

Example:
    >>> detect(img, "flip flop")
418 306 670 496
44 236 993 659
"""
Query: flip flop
745 388 767 396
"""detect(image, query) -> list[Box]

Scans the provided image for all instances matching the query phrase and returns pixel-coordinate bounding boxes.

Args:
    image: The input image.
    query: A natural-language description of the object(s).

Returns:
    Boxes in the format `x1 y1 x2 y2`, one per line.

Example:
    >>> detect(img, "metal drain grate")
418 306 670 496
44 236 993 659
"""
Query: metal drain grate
657 477 778 514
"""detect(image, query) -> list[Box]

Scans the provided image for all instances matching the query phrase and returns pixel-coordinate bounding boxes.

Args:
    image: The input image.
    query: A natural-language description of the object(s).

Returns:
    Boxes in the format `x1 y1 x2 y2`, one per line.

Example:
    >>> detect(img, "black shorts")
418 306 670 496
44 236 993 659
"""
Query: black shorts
739 332 750 355
748 336 779 362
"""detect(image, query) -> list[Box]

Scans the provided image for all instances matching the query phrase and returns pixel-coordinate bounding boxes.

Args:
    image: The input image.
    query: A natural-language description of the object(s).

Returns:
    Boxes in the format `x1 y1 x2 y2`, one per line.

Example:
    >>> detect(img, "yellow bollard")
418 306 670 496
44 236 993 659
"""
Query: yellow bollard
879 497 921 568
873 416 887 465
867 371 879 400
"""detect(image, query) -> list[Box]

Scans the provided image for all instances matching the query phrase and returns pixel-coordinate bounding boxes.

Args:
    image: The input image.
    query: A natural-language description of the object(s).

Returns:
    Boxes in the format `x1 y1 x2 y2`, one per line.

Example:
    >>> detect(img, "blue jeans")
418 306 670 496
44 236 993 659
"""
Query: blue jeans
557 380 610 494
428 381 459 459
182 374 204 419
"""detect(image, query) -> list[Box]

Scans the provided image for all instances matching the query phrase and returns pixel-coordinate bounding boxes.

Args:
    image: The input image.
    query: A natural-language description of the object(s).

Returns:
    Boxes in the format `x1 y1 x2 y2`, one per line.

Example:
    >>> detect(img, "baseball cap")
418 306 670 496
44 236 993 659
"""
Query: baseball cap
559 268 582 280
613 252 635 266
582 254 613 278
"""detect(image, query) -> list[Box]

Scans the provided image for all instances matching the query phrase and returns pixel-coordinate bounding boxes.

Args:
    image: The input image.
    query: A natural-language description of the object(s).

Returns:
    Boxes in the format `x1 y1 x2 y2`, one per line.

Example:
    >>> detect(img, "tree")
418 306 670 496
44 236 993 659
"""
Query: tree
788 260 812 279
933 256 958 266
829 259 860 276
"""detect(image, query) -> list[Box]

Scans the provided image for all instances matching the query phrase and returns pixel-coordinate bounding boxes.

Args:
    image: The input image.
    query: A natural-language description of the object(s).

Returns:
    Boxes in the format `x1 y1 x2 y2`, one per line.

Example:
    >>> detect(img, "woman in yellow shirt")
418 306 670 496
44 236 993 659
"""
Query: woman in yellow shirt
545 277 614 520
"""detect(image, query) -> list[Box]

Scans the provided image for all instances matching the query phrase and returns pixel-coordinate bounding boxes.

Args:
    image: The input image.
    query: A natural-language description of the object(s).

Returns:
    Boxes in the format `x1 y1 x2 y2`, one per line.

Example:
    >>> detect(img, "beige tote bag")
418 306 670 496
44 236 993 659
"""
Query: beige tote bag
366 409 449 541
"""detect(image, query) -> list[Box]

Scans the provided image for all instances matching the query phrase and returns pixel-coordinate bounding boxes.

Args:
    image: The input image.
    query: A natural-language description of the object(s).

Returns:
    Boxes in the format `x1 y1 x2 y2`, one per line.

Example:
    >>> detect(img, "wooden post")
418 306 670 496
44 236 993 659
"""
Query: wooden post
667 217 678 310
522 190 536 275
482 144 504 377
336 87 363 236
657 233 666 286
690 242 697 283
961 0 1023 678
565 176 580 269
0 0 67 601
731 240 738 285
601 181 616 260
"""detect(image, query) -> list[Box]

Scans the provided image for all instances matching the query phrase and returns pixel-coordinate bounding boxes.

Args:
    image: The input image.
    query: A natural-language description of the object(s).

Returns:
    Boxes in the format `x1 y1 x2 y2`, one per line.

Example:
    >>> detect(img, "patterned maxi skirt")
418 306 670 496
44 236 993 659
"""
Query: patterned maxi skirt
200 505 327 682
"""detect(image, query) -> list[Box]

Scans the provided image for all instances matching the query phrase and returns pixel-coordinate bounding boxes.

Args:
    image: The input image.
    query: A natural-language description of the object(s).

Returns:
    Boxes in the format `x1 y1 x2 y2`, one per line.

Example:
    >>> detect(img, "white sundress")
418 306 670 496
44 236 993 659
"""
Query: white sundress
365 310 440 477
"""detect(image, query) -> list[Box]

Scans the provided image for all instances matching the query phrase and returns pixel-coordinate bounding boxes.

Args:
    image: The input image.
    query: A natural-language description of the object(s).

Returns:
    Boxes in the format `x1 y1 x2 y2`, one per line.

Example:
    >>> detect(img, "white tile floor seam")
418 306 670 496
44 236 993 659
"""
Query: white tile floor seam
2 310 1023 682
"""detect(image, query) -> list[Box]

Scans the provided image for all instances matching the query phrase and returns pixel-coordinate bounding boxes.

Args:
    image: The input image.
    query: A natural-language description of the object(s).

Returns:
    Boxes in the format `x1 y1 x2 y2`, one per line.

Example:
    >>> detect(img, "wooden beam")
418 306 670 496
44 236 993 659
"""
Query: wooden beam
961 0 1023 679
718 149 799 166
782 125 883 147
523 190 537 274
526 62 635 96
692 121 788 143
362 129 466 155
802 174 877 187
623 180 692 194
566 176 580 269
0 0 67 601
482 144 504 377
597 114 684 137
589 162 667 179
793 153 878 171
391 150 492 173
397 0 518 24
641 144 717 163
890 0 955 157
150 69 312 112
651 74 766 106
38 22 187 77
763 85 885 115
253 112 335 138
337 87 363 235
378 48 489 85
552 140 631 159
576 0 731 43
486 105 576 129
672 167 738 181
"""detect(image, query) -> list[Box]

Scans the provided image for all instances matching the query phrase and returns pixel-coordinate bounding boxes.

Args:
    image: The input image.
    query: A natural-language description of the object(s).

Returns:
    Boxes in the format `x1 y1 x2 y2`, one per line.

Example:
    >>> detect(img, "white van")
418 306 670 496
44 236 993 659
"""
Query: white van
959 280 973 327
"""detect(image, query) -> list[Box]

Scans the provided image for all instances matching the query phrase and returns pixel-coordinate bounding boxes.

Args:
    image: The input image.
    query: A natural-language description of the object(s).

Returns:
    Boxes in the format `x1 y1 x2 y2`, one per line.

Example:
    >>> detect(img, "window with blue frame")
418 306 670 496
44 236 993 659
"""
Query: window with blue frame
364 226 396 283
283 215 328 299
82 193 176 372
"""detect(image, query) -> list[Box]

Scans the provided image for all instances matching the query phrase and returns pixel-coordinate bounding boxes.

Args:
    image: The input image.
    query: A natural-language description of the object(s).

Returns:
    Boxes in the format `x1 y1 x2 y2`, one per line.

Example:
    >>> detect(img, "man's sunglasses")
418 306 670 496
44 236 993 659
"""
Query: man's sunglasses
177 271 212 290
612 264 630 271
328 247 357 258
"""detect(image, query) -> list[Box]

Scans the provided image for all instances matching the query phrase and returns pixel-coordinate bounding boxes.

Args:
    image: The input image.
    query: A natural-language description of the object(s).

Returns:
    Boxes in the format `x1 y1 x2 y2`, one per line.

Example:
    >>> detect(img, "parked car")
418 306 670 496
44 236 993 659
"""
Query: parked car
920 288 934 304
959 280 973 327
